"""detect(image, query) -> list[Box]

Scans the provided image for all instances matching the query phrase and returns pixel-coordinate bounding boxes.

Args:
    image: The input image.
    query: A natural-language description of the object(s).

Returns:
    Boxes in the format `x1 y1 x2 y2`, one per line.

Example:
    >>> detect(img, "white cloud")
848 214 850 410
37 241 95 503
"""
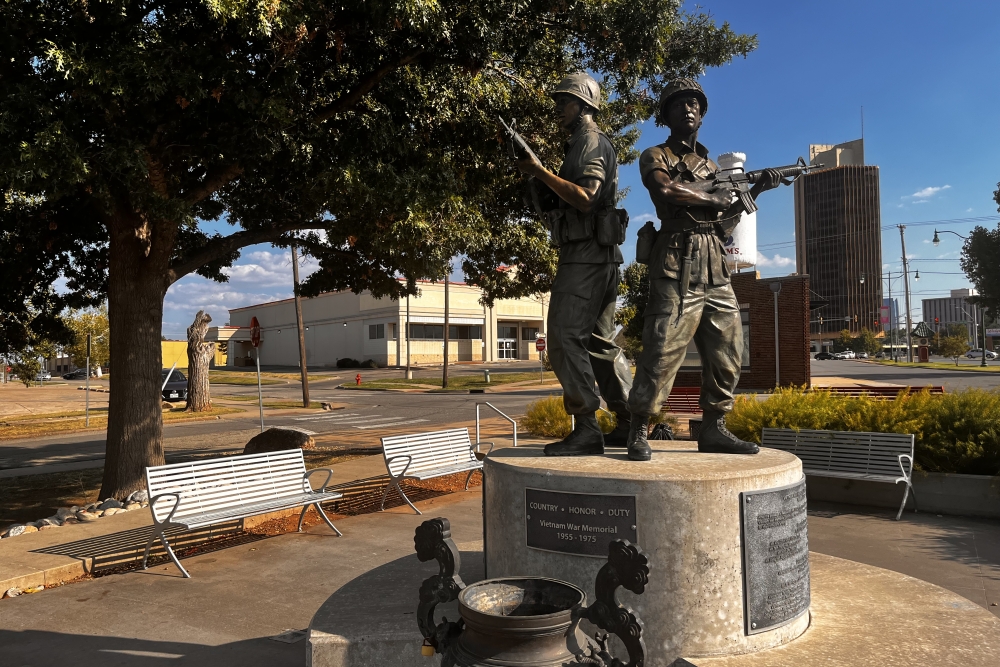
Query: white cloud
922 239 930 244
755 252 795 268
904 185 950 200
966 207 974 213
162 248 322 337
630 213 657 225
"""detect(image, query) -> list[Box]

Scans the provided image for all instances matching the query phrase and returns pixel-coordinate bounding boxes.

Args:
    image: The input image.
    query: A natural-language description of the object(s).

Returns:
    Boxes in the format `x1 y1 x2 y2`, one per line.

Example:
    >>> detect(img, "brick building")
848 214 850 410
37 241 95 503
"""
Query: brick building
673 272 811 391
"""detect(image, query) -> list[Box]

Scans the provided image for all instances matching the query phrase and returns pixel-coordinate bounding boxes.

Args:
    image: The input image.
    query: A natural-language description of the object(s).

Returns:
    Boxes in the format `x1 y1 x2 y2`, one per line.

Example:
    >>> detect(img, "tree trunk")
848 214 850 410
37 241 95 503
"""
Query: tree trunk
186 310 215 412
99 212 172 500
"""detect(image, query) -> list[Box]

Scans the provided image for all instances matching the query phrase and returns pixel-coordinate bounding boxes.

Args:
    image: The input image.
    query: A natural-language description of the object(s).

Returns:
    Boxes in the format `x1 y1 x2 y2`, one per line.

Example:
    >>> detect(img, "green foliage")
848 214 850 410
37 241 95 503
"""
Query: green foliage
856 328 881 356
726 387 1000 475
615 261 648 359
938 335 970 364
9 355 42 388
962 222 1000 322
835 329 853 352
522 396 616 438
65 306 111 368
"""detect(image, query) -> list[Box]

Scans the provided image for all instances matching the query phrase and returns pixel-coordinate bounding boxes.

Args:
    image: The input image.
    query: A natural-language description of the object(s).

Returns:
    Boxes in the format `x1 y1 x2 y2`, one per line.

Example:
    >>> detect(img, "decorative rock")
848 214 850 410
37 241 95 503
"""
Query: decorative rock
38 524 61 531
76 511 100 522
5 587 23 598
62 517 79 525
55 508 75 520
21 525 38 534
41 517 63 526
243 427 316 455
127 490 149 504
97 498 123 511
2 525 26 538
101 508 125 517
124 502 141 511
85 502 100 512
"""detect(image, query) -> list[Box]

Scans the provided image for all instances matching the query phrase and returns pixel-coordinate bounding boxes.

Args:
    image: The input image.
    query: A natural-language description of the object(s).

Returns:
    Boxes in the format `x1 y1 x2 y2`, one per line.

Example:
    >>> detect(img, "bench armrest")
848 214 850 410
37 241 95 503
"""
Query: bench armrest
303 467 335 493
149 492 182 526
472 441 495 462
897 454 914 481
385 454 413 478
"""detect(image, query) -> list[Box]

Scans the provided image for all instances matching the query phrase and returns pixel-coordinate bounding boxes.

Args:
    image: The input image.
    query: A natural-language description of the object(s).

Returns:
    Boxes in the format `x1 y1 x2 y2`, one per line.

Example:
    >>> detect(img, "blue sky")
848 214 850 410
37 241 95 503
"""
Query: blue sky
162 0 1000 336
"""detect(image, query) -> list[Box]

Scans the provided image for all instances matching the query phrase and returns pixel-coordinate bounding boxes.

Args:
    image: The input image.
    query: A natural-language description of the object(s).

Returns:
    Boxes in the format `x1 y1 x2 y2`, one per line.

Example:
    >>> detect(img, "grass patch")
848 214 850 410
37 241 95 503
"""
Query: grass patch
217 395 326 409
727 386 1000 475
0 406 244 440
348 371 558 391
0 447 378 532
869 359 1000 372
209 371 340 385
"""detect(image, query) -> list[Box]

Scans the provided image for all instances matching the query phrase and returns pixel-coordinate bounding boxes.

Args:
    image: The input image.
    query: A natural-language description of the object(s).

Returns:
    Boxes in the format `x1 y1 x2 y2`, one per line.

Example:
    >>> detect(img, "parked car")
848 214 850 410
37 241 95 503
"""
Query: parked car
833 351 856 360
161 369 188 402
857 352 869 359
62 368 95 380
36 370 52 381
814 352 835 360
966 349 998 360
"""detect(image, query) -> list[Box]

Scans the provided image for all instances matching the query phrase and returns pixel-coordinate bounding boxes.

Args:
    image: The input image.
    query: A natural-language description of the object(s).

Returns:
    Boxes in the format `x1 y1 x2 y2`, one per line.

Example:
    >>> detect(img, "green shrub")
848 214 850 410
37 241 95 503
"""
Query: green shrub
522 396 617 437
727 387 1000 475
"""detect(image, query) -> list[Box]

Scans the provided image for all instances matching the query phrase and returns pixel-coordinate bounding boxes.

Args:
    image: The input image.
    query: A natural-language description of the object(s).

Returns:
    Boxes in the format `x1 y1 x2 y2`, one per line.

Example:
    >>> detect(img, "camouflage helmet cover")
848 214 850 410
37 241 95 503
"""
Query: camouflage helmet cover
656 78 708 124
550 72 602 110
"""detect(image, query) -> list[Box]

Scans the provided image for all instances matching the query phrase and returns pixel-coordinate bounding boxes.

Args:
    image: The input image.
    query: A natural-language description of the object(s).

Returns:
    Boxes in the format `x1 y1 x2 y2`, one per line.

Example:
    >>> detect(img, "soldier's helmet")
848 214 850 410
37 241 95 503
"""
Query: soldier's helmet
550 72 602 111
656 78 708 125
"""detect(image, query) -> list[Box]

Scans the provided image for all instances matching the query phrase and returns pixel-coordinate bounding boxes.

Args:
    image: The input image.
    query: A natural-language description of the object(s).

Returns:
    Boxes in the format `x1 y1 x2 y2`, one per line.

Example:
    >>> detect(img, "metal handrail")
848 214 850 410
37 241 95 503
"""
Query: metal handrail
476 402 518 448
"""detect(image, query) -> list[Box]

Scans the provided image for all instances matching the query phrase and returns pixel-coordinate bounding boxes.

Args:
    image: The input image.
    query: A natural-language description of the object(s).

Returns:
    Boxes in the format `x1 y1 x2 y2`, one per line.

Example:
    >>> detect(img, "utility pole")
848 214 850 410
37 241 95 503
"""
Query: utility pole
770 282 782 388
291 244 310 407
898 225 914 362
886 271 896 362
405 293 412 379
442 269 450 389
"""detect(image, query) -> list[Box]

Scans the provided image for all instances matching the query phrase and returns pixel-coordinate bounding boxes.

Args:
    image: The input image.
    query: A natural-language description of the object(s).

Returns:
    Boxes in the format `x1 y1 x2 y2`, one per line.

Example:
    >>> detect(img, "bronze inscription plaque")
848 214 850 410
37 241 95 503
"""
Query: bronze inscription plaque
741 478 810 634
524 488 637 558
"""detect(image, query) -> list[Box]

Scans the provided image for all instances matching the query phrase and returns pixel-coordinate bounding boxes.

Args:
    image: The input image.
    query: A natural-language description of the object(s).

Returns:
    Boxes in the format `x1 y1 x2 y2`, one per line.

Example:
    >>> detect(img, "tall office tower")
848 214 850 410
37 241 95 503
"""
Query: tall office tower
794 139 883 351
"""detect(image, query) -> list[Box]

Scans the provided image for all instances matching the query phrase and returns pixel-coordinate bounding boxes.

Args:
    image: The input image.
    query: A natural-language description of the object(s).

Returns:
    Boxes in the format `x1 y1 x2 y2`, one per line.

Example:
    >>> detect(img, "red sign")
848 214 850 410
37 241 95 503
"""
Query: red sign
535 337 546 352
250 316 261 348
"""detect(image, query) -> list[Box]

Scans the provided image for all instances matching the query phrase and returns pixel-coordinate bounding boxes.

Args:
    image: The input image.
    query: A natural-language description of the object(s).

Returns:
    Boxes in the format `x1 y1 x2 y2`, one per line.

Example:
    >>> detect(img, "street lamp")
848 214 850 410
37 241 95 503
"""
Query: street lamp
932 229 967 246
859 273 866 285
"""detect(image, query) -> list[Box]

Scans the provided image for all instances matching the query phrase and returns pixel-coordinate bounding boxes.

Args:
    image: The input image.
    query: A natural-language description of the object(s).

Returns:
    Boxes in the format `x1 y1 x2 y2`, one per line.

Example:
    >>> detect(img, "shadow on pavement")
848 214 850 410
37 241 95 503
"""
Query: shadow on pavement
0 629 302 667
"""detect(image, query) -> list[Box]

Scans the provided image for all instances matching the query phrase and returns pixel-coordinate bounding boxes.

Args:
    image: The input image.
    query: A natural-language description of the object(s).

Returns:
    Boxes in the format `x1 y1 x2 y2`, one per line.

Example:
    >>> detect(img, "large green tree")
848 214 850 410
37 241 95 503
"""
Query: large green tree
962 219 1000 322
1 0 755 498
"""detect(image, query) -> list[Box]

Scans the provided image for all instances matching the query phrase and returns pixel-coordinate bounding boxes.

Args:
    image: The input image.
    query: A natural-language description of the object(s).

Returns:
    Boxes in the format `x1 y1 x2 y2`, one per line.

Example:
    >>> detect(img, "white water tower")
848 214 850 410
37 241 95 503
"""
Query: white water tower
717 152 757 270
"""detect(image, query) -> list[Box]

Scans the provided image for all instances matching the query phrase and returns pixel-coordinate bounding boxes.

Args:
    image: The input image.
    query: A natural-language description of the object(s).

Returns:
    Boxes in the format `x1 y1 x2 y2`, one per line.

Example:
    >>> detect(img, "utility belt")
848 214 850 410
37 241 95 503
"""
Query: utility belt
635 218 723 265
546 203 628 248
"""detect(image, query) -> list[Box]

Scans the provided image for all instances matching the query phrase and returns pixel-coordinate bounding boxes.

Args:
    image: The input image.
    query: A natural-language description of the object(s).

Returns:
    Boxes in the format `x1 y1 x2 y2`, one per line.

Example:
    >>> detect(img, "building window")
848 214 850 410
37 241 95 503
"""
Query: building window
448 325 482 340
521 327 539 340
387 323 396 339
369 323 385 340
409 324 444 339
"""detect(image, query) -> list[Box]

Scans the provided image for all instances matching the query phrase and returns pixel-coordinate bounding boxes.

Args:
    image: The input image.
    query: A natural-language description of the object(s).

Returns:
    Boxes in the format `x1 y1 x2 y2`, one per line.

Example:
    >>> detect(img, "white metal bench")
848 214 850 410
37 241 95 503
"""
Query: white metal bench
762 427 917 520
143 449 344 577
380 428 493 515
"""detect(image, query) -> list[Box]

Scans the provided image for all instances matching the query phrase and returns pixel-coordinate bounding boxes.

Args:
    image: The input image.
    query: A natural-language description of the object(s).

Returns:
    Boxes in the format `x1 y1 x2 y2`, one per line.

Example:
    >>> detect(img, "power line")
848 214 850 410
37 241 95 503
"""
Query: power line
758 214 1000 251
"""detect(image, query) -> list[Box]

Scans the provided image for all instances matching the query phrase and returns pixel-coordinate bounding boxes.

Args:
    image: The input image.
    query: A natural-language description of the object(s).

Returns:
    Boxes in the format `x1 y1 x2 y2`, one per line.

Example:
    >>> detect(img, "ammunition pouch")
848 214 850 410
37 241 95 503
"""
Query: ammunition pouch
545 200 628 249
596 207 628 247
635 220 657 264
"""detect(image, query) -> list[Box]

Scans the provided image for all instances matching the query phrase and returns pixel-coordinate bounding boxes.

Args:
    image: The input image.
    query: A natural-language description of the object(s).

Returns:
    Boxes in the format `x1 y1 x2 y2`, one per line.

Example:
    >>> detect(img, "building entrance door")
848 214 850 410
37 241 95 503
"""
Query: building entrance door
498 325 518 359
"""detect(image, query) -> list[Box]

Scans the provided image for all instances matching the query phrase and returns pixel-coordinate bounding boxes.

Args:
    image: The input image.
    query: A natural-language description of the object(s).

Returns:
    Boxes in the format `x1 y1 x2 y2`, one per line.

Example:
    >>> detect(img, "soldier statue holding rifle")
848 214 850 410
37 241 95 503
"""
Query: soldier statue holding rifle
624 78 818 461
502 72 633 456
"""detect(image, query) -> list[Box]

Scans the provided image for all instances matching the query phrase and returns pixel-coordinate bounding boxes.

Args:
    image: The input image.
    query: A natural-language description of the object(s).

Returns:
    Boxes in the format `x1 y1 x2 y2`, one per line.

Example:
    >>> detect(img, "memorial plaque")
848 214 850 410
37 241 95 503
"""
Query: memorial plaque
525 488 637 558
741 478 810 634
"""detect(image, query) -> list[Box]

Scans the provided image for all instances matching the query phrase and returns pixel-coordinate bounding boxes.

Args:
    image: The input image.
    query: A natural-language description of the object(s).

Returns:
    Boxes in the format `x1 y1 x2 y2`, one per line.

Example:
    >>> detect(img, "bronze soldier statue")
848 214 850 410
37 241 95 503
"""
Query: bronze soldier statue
515 72 633 456
625 79 781 461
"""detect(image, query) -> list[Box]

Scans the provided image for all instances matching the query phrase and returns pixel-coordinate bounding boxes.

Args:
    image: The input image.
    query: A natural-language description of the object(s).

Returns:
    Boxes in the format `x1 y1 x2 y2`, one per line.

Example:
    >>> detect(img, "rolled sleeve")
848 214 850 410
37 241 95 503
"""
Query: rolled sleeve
639 146 671 184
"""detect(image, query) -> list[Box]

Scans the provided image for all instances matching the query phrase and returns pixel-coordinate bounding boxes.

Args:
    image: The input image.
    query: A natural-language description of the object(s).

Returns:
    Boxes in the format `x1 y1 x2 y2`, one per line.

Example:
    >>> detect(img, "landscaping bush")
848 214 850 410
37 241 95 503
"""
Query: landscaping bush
726 387 1000 475
336 358 361 368
522 396 616 438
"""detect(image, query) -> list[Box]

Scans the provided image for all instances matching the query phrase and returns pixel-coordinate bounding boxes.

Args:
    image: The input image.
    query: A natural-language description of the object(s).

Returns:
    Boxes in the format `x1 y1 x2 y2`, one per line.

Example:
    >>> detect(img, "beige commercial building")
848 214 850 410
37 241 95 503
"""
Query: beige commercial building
215 281 550 368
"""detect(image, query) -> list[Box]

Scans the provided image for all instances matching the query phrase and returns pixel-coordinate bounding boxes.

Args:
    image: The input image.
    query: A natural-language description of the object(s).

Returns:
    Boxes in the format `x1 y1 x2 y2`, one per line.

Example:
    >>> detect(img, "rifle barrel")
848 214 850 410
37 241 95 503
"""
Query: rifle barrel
745 162 820 183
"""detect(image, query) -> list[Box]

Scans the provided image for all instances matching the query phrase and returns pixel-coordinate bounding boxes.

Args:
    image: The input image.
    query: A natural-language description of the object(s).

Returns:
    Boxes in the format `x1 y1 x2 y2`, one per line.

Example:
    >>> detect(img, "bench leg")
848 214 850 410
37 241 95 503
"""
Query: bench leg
895 479 918 521
382 478 421 515
464 469 476 490
313 503 343 536
153 531 190 578
141 530 158 570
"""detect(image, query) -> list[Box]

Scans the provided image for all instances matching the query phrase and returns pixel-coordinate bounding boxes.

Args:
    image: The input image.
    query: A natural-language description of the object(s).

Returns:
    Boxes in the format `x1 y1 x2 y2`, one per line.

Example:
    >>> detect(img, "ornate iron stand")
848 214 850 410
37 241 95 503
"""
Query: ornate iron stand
415 517 650 667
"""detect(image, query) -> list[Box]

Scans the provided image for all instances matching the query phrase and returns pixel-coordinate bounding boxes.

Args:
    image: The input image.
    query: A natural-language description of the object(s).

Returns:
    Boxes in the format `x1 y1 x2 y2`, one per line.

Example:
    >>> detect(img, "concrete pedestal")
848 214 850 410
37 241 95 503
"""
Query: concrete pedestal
483 442 808 665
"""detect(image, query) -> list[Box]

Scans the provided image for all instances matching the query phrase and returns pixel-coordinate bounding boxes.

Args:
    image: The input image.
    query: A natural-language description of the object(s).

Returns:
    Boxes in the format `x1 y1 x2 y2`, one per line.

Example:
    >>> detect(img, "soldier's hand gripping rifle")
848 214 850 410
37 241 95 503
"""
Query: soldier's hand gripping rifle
713 157 823 214
498 116 557 218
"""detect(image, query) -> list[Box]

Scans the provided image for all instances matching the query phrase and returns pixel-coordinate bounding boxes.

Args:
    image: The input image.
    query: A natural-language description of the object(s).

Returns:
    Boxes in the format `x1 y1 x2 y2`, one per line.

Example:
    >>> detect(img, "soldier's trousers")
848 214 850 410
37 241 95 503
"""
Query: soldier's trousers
627 278 743 417
547 262 633 416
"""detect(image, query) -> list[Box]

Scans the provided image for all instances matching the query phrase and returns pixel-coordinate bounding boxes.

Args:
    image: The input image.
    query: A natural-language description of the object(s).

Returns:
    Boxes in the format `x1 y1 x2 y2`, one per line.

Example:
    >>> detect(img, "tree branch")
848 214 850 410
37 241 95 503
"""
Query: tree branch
314 47 425 122
167 221 319 284
183 162 244 204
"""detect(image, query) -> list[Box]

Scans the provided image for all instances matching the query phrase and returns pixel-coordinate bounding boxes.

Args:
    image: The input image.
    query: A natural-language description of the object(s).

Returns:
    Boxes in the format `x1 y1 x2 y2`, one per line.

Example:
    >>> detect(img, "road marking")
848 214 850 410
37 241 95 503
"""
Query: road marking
353 419 429 430
293 413 359 421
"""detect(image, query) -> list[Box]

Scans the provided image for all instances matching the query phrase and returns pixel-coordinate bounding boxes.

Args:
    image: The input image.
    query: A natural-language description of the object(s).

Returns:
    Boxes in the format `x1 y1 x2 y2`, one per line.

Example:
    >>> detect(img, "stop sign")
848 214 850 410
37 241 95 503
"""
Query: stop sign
535 337 546 352
250 316 261 348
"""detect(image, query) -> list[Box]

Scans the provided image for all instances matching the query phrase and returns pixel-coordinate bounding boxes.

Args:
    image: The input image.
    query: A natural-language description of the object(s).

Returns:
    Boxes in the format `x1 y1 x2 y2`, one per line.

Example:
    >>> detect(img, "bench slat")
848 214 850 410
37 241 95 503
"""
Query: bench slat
762 428 913 484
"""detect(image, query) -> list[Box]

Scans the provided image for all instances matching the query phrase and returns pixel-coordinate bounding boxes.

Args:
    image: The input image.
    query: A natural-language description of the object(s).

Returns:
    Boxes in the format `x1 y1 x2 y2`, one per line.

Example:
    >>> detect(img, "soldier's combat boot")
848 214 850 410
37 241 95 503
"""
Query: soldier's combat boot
544 412 604 456
698 411 759 455
603 412 631 448
626 416 652 461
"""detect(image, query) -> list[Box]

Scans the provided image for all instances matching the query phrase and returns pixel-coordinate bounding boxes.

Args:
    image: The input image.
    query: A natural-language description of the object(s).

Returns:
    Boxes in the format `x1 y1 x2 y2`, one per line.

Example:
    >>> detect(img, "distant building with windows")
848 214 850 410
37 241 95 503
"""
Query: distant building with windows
794 138 883 352
922 289 980 342
214 281 550 368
